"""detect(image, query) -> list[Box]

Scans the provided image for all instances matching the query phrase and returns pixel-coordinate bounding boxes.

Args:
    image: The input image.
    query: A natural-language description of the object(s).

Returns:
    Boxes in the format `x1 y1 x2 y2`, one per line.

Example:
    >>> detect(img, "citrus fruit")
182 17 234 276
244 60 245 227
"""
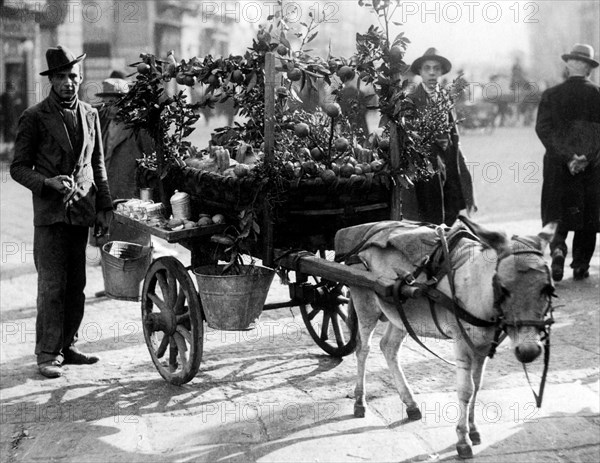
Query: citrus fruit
337 65 355 82
137 62 150 74
287 68 302 81
294 123 310 138
323 102 341 118
334 137 349 152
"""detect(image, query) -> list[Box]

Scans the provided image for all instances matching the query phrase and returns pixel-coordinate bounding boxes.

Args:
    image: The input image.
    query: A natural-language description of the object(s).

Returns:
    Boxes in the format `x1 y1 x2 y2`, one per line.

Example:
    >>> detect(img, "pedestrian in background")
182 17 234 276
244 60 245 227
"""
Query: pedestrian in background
536 43 600 281
401 48 476 226
95 76 153 200
10 45 113 378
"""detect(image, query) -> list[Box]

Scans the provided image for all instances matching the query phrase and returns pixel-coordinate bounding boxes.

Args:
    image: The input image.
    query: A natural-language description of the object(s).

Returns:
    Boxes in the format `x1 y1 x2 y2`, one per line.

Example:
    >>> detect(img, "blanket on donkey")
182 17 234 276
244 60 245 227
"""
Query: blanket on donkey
334 220 479 273
334 220 444 268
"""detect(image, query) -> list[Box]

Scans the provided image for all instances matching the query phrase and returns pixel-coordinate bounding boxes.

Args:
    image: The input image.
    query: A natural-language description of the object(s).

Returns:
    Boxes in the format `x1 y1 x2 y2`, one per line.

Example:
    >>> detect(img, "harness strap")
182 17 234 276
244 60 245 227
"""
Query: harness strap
522 329 551 407
392 280 456 366
429 298 451 339
417 285 497 328
435 226 493 358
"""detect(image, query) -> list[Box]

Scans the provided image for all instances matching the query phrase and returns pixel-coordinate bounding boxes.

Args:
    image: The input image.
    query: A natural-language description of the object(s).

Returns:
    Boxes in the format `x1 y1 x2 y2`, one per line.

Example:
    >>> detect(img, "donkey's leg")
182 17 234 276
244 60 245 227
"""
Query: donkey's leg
467 355 487 446
454 343 476 459
380 323 421 420
352 289 380 418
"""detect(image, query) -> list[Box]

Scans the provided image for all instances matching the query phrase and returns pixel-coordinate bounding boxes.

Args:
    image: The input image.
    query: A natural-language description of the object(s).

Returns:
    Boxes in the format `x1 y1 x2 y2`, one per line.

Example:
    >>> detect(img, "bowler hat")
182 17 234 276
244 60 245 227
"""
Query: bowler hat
561 43 599 68
410 48 452 75
96 78 130 97
40 45 86 76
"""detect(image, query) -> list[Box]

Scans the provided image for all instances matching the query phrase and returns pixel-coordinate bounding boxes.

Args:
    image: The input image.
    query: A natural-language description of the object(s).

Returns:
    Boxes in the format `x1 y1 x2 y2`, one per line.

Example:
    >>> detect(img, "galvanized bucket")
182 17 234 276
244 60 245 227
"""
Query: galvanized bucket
193 265 275 331
101 241 152 301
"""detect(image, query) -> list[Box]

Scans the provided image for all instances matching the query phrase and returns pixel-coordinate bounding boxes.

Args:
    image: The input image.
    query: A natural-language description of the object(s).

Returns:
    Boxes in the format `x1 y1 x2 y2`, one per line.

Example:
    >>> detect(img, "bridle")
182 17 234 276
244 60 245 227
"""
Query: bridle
488 237 556 407
391 229 555 407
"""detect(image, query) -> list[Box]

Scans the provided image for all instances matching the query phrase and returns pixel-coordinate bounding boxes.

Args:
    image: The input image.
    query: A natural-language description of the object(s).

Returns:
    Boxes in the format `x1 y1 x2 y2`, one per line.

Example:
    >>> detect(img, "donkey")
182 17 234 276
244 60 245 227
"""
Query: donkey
346 217 556 458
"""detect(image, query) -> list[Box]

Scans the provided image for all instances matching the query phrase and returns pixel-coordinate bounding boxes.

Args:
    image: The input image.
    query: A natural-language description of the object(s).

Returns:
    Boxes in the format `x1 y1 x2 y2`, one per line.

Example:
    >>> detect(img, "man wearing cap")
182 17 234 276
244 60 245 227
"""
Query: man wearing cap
401 48 475 226
536 43 600 281
10 45 113 378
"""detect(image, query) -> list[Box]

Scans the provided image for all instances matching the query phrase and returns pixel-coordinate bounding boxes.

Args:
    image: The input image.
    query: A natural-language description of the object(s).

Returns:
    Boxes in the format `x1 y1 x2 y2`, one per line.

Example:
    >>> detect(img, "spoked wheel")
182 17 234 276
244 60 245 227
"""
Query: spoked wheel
299 251 358 357
141 256 203 385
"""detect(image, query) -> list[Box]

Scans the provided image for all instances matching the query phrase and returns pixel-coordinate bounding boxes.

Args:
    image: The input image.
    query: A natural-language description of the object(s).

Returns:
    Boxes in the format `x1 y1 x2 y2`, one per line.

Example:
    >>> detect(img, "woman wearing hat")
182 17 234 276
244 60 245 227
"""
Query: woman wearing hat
536 43 600 281
10 45 113 378
401 48 476 226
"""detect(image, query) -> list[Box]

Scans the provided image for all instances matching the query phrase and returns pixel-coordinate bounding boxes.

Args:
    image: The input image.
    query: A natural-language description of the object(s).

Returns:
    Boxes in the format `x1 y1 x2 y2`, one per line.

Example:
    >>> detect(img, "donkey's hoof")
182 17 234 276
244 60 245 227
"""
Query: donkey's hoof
406 407 422 421
354 404 367 418
456 443 473 459
469 431 481 446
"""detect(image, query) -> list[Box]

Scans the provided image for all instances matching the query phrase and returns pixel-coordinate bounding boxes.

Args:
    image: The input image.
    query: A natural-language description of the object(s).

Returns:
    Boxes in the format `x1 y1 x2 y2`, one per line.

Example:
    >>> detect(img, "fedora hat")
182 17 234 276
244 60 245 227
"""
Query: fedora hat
409 47 452 75
40 45 86 76
95 78 130 97
561 43 599 68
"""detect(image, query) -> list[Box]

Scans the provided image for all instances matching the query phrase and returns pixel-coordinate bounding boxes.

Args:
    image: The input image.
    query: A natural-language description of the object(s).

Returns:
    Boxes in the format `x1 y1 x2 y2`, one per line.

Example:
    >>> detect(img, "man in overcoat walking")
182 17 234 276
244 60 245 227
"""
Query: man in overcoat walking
535 43 600 281
10 46 113 377
401 48 476 226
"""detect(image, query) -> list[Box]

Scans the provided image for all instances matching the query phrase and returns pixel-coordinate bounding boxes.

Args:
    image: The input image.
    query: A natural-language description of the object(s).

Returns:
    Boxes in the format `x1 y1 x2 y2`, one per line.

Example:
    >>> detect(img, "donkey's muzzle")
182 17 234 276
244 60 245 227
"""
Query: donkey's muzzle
515 341 543 363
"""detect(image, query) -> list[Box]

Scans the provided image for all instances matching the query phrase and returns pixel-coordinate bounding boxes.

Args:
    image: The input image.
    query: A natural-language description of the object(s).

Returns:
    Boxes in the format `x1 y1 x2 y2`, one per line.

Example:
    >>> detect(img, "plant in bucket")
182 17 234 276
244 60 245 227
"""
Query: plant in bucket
193 207 275 331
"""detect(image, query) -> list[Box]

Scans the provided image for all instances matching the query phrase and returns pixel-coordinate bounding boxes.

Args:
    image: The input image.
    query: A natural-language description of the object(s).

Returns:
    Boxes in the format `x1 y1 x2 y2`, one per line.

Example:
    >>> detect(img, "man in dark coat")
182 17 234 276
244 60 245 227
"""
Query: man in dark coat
535 43 600 281
401 48 476 225
10 46 113 377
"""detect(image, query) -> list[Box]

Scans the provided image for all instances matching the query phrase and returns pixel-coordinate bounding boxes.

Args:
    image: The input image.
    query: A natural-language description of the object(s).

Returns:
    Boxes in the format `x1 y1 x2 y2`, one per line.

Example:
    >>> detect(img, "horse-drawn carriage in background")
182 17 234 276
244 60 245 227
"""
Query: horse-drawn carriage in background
455 73 542 133
105 7 556 458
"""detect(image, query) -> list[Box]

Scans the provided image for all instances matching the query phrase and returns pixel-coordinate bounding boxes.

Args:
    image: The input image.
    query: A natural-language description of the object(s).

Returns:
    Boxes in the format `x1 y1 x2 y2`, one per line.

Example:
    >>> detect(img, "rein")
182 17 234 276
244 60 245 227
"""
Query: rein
390 229 554 407
491 240 555 407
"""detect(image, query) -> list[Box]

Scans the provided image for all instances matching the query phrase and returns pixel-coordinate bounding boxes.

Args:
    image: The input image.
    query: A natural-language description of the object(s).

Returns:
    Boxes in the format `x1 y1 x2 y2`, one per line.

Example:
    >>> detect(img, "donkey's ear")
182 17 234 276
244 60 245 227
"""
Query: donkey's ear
537 221 557 251
458 215 511 255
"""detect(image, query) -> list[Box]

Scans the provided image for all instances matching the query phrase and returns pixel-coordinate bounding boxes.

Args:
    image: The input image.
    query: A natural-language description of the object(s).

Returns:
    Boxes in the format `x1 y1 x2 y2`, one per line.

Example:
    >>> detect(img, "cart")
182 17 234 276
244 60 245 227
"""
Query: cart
113 169 415 386
109 53 418 385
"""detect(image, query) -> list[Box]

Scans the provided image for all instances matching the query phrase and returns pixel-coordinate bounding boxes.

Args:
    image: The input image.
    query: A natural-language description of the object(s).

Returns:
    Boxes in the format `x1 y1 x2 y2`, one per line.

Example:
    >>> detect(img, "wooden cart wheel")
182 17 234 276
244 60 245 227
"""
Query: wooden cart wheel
299 251 358 357
141 256 203 385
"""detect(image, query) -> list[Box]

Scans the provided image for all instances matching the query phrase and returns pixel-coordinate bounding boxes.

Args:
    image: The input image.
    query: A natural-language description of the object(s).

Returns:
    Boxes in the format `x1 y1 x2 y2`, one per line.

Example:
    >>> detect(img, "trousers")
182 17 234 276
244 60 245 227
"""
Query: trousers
550 222 598 271
34 223 89 364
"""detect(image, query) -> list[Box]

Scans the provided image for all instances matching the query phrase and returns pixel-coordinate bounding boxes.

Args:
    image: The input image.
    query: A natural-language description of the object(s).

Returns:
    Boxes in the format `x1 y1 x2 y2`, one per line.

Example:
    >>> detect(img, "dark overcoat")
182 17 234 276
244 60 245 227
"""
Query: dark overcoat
401 84 475 225
10 96 112 227
535 76 600 231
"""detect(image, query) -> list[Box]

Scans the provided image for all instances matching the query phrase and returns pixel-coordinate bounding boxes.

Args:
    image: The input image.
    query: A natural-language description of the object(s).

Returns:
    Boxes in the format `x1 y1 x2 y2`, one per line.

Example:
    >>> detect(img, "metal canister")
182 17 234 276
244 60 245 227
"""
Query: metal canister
140 188 153 202
170 190 191 220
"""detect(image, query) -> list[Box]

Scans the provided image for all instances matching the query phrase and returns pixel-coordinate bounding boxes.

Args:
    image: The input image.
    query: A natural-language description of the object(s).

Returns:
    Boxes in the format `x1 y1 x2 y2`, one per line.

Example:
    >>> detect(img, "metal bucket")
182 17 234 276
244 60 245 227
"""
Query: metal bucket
101 241 152 301
193 264 275 331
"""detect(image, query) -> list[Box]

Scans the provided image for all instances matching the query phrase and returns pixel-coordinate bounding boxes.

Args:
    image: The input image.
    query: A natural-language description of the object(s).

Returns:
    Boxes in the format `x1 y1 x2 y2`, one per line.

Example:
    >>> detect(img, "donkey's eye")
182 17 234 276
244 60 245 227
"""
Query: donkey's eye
501 286 511 298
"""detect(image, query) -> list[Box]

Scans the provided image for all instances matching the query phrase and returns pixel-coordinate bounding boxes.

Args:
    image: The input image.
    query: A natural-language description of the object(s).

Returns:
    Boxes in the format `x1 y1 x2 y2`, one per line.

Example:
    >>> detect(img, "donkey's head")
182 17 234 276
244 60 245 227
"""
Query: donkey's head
460 216 557 364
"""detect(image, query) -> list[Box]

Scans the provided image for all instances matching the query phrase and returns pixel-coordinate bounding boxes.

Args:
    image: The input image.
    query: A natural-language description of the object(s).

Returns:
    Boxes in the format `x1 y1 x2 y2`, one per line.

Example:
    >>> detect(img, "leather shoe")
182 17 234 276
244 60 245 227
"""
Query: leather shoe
573 268 590 281
551 250 565 282
39 361 63 378
63 350 100 365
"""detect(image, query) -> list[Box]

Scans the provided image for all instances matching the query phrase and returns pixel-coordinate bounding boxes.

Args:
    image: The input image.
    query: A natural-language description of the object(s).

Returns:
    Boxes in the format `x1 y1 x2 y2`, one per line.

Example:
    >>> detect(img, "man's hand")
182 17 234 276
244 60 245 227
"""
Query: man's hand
44 175 74 194
95 210 113 237
568 154 588 175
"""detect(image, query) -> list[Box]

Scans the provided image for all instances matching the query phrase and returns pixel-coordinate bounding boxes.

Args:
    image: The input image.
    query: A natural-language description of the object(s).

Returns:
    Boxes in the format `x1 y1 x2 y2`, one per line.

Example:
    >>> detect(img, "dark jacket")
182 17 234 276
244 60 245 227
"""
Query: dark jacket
96 104 153 200
10 96 112 227
401 84 475 225
535 76 600 231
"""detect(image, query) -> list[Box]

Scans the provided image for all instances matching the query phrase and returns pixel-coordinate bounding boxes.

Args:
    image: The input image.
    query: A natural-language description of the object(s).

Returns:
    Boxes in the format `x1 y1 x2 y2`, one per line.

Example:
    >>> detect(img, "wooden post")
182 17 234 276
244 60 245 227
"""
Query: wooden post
262 52 277 267
389 122 402 220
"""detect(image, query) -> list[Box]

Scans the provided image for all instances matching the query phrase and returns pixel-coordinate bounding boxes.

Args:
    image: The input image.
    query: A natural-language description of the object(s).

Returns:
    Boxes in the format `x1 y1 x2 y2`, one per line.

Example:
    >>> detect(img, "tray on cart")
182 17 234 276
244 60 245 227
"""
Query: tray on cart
114 211 227 243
